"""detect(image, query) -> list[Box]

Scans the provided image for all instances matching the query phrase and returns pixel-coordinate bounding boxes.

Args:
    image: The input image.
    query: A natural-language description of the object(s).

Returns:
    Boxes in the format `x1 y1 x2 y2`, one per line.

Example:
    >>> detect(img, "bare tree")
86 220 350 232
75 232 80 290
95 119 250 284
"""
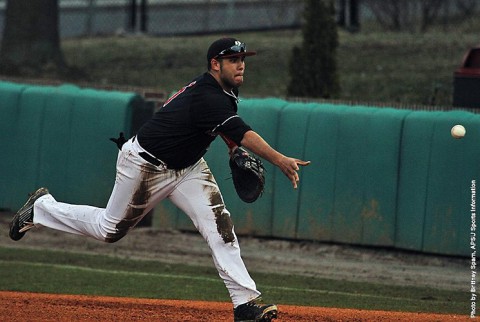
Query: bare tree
0 0 66 77
364 0 412 31
420 0 446 32
364 0 448 32
455 0 477 16
337 0 360 32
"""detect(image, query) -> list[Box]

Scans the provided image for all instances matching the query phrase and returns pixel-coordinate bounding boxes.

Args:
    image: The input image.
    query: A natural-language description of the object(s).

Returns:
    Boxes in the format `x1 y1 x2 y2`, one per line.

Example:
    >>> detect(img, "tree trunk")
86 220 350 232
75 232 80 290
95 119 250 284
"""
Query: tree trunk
0 0 66 76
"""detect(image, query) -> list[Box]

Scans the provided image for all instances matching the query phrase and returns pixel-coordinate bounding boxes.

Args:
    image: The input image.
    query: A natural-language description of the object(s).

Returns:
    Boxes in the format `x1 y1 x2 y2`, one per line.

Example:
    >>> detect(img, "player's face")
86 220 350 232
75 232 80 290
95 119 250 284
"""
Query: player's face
219 56 246 89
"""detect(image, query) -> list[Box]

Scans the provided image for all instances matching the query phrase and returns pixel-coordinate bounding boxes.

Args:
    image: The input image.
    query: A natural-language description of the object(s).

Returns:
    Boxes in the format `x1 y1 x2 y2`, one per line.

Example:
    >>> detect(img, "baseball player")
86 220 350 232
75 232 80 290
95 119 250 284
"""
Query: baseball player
9 37 310 322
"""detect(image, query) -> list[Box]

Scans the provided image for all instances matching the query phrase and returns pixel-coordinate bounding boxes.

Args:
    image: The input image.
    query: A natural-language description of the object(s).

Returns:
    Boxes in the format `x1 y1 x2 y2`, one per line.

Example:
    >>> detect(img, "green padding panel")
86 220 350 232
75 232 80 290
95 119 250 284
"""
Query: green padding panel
361 107 411 246
332 106 408 245
297 104 347 241
2 82 139 211
0 82 27 132
0 82 28 208
272 102 315 238
331 106 376 244
422 111 480 256
227 98 287 236
9 86 57 210
297 105 409 245
395 111 443 251
37 85 81 203
63 88 135 207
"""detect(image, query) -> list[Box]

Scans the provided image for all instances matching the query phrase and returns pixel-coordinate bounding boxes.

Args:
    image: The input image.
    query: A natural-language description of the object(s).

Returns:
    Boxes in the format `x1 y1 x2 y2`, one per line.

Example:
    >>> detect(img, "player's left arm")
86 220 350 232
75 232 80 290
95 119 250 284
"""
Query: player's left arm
240 130 310 189
219 133 239 157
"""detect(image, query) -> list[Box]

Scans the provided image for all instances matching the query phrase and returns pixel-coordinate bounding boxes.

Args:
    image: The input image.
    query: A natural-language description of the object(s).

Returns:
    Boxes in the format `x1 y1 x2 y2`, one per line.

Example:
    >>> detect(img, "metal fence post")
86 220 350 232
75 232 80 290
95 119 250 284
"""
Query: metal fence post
140 0 147 33
129 0 136 32
86 0 95 36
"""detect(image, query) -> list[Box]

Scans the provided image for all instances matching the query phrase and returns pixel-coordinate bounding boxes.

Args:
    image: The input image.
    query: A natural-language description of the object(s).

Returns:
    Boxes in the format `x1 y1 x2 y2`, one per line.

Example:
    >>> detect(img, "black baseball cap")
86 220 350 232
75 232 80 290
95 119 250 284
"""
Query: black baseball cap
207 37 256 62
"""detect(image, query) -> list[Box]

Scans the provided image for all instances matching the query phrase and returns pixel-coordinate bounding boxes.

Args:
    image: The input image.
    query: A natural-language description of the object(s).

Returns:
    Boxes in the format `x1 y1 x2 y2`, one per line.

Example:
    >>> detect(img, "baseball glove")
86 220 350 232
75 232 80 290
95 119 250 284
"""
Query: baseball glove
229 147 265 203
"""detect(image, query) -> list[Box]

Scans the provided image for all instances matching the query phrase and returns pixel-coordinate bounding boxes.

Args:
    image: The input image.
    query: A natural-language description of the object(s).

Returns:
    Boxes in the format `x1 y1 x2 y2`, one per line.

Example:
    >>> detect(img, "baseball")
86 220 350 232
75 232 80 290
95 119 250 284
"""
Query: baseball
451 125 466 139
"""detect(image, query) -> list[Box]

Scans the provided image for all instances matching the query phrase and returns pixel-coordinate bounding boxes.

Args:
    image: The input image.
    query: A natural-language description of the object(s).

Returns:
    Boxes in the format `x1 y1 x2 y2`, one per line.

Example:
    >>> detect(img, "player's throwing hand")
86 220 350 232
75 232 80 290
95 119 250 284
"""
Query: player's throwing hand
278 157 311 189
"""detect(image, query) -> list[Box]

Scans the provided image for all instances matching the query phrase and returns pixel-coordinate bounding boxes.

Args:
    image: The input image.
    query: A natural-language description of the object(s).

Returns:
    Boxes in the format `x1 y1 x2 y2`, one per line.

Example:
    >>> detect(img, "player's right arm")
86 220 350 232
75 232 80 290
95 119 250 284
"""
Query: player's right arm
240 130 310 189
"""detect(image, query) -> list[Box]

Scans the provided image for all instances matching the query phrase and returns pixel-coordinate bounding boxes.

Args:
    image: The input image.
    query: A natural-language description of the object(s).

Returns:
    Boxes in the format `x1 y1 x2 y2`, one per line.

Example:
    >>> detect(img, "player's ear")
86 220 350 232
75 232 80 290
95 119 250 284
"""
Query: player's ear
210 58 221 72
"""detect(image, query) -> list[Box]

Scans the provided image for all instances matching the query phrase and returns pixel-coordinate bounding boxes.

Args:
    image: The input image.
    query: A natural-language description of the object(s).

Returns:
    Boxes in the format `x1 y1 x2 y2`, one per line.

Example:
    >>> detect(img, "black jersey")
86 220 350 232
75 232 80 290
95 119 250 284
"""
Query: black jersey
137 73 252 170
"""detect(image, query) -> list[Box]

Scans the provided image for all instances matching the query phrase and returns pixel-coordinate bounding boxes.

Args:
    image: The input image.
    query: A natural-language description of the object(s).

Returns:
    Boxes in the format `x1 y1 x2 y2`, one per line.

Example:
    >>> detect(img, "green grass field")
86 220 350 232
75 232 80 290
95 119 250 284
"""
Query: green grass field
60 15 479 107
0 246 466 315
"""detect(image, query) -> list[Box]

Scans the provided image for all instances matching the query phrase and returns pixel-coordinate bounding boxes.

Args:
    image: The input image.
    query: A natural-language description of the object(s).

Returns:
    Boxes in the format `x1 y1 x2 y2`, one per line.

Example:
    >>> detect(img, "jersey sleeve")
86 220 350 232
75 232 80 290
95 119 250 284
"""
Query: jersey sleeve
191 93 252 146
214 115 252 145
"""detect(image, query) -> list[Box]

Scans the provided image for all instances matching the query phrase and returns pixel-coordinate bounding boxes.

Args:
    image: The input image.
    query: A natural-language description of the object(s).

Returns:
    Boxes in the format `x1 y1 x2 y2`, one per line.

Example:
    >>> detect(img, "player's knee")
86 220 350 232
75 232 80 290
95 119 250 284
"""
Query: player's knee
102 210 142 243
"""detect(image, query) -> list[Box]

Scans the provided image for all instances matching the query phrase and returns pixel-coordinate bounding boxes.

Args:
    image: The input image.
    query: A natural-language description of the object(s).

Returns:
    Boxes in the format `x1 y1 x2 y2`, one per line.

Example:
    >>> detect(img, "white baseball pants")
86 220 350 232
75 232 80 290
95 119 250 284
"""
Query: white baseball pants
33 137 261 306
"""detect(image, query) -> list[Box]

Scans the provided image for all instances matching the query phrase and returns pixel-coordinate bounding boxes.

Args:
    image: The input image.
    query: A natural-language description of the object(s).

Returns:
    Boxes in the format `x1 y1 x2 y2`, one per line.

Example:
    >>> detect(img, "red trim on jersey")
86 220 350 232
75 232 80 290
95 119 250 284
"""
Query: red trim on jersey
220 133 238 149
162 81 197 107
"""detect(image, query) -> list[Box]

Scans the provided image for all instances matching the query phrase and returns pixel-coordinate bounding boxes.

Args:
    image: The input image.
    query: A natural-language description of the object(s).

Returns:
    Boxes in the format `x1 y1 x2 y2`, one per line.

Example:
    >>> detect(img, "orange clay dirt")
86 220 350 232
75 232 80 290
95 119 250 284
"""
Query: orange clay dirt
0 291 469 322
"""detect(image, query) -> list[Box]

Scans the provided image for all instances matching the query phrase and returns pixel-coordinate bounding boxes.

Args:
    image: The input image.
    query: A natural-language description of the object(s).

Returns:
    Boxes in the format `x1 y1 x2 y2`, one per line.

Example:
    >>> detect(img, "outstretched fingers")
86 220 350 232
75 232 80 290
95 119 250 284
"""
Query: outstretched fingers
296 160 311 167
283 158 311 189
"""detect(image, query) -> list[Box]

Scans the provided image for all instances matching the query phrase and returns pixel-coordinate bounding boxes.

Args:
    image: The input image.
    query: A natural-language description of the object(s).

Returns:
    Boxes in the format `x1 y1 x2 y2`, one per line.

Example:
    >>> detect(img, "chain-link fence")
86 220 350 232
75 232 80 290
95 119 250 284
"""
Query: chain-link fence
0 0 477 39
360 0 479 32
0 0 478 108
0 0 304 38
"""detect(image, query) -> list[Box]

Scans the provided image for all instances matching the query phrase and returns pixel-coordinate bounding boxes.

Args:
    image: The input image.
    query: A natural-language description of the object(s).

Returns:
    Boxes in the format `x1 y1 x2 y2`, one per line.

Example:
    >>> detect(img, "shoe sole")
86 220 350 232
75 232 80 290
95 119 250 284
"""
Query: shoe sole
261 310 278 321
9 187 49 241
235 307 278 322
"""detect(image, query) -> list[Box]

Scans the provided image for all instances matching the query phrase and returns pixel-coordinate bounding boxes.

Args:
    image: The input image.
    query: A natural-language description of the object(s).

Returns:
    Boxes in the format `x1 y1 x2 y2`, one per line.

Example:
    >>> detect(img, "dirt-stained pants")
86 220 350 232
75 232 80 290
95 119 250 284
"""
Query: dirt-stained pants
33 137 261 307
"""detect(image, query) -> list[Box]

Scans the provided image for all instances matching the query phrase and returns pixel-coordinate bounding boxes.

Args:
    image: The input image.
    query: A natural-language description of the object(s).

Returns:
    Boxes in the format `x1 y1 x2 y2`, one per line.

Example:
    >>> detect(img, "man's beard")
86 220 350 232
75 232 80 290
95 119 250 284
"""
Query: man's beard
220 67 242 89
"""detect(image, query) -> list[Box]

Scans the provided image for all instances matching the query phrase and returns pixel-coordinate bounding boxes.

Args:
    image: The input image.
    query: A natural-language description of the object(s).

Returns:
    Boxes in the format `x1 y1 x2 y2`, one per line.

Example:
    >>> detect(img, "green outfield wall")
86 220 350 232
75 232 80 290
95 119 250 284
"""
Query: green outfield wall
201 98 479 257
1 82 477 257
0 81 144 211
158 98 479 257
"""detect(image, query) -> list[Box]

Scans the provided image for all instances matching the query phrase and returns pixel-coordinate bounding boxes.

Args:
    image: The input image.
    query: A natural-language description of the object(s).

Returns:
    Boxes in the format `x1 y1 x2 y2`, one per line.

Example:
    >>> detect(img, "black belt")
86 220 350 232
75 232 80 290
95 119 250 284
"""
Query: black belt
139 152 162 167
132 136 164 167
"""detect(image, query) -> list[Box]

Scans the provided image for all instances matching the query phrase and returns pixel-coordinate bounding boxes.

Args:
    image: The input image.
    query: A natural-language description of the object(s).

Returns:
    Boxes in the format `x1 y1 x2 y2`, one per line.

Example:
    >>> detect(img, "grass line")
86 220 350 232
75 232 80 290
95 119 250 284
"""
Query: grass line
0 247 466 314
2 259 223 284
0 260 452 304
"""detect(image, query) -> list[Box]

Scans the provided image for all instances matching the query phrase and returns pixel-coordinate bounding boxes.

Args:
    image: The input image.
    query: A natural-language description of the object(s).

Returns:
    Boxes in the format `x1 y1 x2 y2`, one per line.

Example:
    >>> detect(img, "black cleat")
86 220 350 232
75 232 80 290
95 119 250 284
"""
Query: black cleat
9 187 49 241
234 297 278 322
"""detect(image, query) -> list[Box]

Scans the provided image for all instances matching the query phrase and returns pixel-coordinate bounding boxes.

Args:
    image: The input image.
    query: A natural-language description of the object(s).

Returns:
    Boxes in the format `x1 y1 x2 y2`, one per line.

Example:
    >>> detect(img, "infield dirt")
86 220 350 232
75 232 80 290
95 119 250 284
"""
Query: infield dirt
0 291 469 321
